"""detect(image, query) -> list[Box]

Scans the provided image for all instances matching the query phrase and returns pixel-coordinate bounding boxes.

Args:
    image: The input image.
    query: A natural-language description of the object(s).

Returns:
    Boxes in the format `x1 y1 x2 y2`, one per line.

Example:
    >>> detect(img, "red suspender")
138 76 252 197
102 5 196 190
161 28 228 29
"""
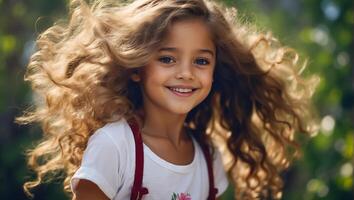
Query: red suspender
128 119 149 200
201 144 218 200
128 119 217 199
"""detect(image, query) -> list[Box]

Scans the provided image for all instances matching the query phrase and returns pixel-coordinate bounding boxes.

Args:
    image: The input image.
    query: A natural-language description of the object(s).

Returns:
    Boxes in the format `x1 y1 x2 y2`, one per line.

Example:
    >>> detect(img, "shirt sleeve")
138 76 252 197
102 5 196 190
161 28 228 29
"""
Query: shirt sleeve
213 148 229 198
70 130 122 199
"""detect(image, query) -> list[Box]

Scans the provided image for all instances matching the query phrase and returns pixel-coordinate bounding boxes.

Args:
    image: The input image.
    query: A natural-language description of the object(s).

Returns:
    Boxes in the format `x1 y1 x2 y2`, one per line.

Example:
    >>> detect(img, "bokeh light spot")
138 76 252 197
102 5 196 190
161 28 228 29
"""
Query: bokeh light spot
320 115 335 135
321 0 340 21
340 162 353 177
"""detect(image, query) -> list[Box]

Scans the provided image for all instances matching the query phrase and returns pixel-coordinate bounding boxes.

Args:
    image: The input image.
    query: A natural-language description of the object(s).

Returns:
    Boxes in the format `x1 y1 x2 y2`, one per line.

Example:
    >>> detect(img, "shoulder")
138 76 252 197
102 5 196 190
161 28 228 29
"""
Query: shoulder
212 147 223 162
82 118 135 162
89 118 134 149
211 146 229 198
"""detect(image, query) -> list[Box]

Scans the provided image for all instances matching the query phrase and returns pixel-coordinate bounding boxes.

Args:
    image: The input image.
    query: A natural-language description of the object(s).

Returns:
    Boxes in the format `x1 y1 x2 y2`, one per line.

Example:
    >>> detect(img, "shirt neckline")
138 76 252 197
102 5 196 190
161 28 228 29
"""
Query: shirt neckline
121 118 200 174
142 137 199 174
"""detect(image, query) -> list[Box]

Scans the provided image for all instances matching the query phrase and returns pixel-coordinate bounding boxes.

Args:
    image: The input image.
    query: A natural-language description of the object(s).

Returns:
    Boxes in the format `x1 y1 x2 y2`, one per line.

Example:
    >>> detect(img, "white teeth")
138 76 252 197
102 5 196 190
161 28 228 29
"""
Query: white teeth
170 87 193 93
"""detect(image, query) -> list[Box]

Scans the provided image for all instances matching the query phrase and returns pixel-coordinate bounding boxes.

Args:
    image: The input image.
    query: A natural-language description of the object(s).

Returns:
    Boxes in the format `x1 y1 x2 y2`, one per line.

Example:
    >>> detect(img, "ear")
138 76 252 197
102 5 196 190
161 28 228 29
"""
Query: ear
130 69 141 82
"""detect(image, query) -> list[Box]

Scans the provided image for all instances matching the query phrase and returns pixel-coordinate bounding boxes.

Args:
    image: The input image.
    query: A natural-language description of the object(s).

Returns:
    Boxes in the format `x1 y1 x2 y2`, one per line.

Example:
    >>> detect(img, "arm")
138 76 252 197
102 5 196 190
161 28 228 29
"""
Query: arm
73 179 110 200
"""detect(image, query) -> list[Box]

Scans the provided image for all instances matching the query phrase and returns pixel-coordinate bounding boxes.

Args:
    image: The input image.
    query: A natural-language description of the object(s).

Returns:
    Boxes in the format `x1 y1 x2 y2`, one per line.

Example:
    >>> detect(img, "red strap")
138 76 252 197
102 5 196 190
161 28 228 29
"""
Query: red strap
128 119 149 200
201 144 218 200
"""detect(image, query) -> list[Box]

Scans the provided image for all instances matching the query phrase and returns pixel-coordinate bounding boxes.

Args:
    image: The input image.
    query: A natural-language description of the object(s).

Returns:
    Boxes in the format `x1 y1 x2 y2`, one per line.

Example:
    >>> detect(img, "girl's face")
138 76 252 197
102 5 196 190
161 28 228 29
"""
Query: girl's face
136 18 216 115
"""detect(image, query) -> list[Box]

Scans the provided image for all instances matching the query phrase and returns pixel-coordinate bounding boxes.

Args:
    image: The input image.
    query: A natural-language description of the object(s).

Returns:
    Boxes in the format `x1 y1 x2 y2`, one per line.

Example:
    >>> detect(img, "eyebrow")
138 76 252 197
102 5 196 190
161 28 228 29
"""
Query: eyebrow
158 47 215 57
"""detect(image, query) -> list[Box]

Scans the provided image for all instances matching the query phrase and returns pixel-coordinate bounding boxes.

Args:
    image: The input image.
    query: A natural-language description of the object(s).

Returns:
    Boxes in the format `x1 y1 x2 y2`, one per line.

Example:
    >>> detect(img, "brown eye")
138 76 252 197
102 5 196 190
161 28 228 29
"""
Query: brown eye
195 58 210 65
158 56 175 64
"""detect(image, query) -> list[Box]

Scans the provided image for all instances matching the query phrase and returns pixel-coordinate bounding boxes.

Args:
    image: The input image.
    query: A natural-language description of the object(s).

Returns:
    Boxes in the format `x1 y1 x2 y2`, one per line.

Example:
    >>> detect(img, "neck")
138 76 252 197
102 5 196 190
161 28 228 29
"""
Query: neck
140 107 189 146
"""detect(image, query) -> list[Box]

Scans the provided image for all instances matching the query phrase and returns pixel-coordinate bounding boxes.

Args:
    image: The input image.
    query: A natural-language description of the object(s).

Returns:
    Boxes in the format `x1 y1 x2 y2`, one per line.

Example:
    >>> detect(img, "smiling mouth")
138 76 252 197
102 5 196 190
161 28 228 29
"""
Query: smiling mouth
166 86 198 97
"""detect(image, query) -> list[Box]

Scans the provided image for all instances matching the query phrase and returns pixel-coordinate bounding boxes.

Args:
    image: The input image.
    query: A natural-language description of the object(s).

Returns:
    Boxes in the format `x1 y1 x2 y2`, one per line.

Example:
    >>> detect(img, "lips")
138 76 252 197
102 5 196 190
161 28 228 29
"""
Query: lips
166 86 198 97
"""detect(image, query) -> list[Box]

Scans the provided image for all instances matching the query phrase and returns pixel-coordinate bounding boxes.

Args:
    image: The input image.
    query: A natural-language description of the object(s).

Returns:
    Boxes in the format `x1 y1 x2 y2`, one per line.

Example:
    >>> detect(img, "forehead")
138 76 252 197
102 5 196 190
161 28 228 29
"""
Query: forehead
159 18 215 52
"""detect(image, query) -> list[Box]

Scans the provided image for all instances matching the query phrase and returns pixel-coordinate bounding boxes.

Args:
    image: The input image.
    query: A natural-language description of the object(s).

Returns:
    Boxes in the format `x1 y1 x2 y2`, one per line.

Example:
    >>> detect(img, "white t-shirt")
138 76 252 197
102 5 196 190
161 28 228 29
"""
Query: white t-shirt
71 119 229 200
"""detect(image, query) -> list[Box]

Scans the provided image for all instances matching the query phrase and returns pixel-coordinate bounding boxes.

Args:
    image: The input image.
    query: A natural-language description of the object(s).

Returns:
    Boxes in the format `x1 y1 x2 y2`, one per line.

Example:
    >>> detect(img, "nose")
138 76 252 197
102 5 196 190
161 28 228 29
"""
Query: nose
175 61 195 80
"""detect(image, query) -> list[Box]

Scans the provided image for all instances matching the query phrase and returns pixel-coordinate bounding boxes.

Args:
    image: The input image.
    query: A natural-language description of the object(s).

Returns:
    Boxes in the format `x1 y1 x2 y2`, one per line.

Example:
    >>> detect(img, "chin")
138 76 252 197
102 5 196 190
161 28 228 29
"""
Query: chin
170 108 192 115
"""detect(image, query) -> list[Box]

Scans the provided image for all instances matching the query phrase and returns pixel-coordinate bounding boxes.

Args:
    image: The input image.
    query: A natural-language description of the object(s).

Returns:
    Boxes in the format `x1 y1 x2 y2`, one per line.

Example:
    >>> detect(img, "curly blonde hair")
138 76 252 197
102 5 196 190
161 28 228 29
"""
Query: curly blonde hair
17 0 319 199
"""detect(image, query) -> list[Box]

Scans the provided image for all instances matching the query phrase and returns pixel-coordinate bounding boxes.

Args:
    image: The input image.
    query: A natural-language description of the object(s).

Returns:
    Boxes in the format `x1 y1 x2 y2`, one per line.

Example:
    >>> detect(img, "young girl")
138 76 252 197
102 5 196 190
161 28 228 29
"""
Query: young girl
17 0 319 199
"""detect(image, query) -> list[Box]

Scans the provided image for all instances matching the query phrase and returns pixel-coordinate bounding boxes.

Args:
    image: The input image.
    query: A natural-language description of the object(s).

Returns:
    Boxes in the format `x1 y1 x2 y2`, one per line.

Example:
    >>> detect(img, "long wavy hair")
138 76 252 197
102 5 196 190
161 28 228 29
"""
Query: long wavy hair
17 0 319 199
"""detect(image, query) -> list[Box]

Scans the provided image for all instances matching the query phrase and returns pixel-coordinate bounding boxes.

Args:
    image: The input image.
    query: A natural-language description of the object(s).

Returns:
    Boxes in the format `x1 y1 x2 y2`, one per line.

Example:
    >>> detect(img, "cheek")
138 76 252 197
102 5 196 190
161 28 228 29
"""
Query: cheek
199 70 214 88
141 64 159 81
142 65 171 87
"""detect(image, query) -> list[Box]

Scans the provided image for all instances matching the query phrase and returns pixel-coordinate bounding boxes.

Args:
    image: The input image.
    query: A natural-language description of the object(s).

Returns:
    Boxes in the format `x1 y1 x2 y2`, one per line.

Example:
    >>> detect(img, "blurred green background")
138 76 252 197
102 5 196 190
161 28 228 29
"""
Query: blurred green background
0 0 352 199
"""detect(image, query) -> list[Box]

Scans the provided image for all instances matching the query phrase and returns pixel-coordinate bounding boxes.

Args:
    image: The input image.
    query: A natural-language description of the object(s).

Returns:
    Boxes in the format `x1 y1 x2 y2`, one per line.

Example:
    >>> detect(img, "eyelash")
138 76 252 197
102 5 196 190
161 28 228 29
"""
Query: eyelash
158 56 175 64
196 58 210 65
158 56 210 66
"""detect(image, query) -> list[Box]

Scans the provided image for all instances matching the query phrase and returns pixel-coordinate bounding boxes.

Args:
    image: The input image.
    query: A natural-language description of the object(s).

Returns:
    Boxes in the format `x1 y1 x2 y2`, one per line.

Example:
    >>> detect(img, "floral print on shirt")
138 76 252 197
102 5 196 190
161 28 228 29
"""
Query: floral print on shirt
171 192 192 200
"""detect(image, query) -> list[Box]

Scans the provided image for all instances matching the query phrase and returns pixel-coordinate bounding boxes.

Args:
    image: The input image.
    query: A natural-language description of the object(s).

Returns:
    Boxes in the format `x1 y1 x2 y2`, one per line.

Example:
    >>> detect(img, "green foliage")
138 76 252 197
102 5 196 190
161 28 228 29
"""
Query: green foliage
0 0 352 199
